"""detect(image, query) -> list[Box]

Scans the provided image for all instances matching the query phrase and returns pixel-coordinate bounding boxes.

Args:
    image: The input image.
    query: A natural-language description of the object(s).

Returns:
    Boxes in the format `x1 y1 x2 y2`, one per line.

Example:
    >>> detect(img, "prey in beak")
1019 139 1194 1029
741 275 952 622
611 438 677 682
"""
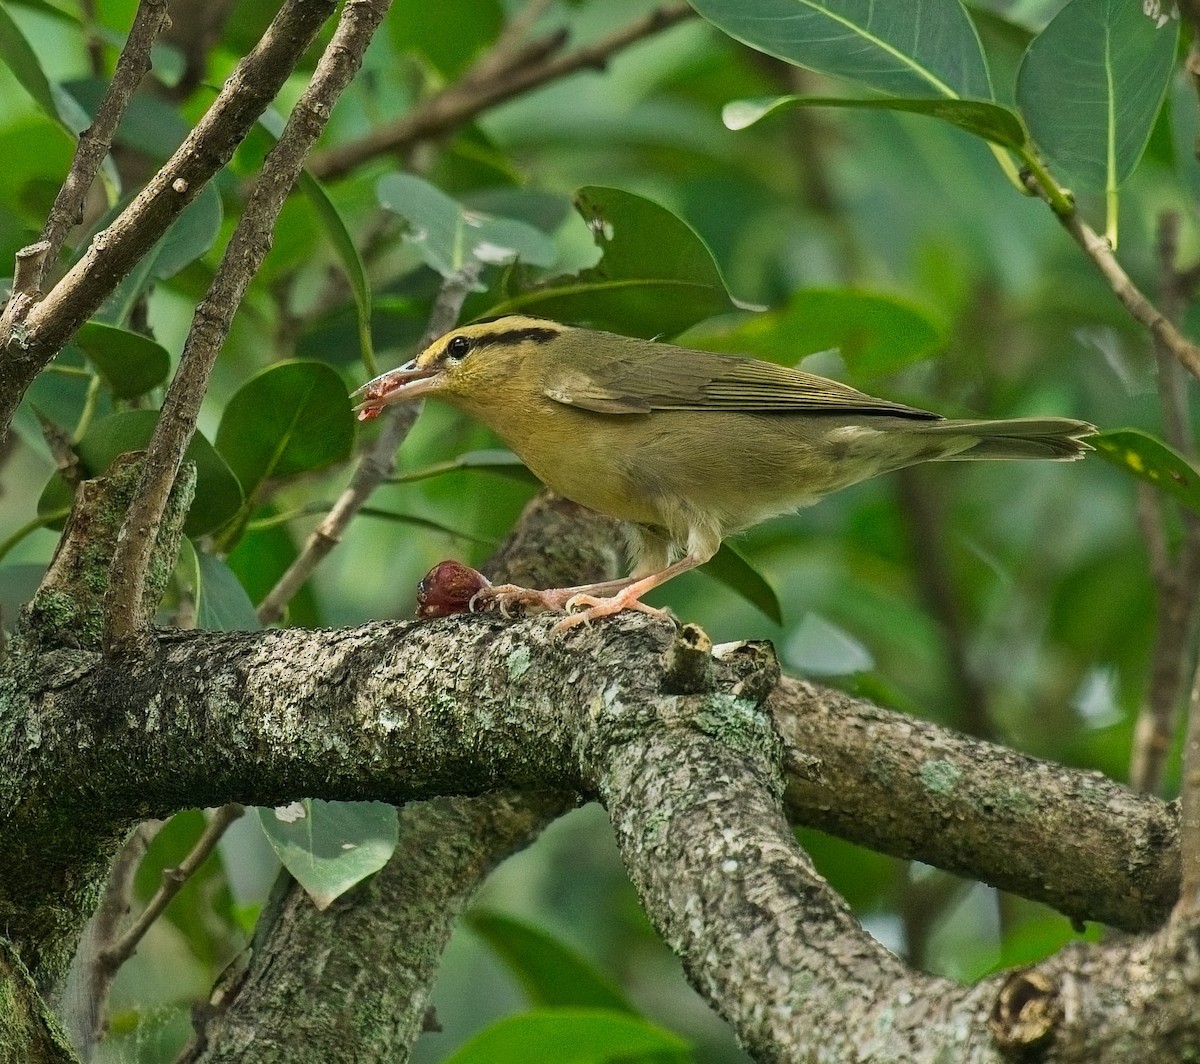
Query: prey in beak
352 360 441 421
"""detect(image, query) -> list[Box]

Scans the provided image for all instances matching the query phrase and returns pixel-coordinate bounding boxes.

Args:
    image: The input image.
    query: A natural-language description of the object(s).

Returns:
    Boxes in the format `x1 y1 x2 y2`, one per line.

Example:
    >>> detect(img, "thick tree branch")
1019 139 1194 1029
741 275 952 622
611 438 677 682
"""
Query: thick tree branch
774 678 1178 932
0 0 338 447
308 2 696 181
192 494 619 1060
104 0 394 653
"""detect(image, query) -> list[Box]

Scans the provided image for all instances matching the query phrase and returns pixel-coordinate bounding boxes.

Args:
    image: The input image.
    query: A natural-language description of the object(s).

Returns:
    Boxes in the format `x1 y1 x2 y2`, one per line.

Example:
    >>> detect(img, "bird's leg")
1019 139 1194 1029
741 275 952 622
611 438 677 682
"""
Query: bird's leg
553 529 719 631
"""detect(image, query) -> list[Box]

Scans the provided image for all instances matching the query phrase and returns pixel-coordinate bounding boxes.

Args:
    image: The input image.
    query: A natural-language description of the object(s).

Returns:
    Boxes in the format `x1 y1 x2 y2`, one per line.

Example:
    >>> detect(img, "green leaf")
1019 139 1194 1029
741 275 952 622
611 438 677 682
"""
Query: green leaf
215 360 355 504
389 0 503 76
73 321 170 398
257 107 376 374
484 186 741 338
377 171 558 278
468 911 635 1014
152 182 222 279
723 94 1026 149
443 1009 690 1064
177 540 262 631
300 170 376 374
1016 0 1177 235
257 800 399 910
704 543 783 625
689 0 993 100
37 410 243 537
698 288 945 382
1092 429 1200 516
0 0 60 119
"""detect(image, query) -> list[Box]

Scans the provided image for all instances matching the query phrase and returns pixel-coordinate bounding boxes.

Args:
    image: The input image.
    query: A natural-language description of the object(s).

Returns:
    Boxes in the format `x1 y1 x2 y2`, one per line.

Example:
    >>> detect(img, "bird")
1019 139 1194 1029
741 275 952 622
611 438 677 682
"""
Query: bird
354 314 1094 629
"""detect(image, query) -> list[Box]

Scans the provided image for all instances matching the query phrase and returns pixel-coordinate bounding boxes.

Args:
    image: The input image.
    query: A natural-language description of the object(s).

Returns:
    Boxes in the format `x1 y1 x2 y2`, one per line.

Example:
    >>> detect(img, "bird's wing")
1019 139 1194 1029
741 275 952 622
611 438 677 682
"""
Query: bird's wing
542 345 939 419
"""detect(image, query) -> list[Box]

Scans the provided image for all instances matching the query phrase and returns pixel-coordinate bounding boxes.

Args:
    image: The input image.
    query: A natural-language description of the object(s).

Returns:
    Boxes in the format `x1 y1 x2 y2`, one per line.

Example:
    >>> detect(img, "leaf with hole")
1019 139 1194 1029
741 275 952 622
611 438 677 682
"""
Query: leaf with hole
257 800 398 910
483 186 742 338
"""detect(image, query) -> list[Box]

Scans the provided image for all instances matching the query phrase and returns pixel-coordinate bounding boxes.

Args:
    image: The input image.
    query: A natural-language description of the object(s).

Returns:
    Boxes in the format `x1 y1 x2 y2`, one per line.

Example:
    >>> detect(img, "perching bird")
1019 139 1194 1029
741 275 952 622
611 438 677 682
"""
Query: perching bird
355 315 1094 628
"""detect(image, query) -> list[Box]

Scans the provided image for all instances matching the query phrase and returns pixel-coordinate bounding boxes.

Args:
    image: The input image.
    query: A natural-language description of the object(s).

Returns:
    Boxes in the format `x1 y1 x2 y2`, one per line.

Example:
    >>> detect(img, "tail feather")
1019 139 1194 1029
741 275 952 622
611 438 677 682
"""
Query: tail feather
919 417 1095 462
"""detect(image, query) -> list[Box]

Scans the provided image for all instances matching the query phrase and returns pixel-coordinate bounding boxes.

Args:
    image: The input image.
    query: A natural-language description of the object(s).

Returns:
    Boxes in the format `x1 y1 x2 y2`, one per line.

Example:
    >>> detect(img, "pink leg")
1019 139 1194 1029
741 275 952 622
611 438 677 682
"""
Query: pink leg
552 550 711 632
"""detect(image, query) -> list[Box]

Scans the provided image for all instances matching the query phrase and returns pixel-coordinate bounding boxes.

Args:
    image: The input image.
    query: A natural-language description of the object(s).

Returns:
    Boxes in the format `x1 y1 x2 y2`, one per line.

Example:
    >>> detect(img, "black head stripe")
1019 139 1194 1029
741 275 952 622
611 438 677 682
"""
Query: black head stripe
480 327 561 348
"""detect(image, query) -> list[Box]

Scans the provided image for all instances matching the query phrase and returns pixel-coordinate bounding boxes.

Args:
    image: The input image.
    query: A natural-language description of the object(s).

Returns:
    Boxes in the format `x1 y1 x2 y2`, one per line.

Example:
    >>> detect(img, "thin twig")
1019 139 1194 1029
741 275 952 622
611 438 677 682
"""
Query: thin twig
1128 212 1200 793
1023 174 1200 381
98 805 244 972
310 2 695 181
256 265 481 625
35 0 172 292
72 820 161 1055
103 0 394 654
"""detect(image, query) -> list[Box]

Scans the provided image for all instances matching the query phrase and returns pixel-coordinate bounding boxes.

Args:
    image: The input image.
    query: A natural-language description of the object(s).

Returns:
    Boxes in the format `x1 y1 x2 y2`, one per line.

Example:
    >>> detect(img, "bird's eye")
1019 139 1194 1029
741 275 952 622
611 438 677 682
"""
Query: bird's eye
446 335 471 361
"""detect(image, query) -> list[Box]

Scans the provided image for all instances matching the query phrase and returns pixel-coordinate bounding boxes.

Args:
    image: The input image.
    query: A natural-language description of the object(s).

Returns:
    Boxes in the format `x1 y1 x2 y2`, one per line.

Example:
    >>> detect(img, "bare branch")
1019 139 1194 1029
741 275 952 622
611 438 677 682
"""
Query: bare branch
309 2 696 181
774 677 1179 932
103 0 394 654
35 0 172 290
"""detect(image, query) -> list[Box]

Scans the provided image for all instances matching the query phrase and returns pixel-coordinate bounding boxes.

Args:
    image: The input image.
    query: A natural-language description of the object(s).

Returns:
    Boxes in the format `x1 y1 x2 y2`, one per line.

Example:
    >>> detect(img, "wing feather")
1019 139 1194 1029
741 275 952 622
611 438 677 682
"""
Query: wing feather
542 343 939 420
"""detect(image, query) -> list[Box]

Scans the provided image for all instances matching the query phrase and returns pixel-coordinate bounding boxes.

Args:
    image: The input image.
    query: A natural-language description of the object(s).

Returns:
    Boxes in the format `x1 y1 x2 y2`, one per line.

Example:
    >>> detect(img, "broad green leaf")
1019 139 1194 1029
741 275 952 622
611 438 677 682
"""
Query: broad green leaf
390 448 536 484
389 0 503 76
177 540 262 631
443 1009 690 1064
724 94 1026 149
65 76 190 161
37 410 243 536
215 360 355 504
468 911 635 1014
73 320 170 398
705 543 783 625
377 172 558 278
257 107 376 374
698 288 945 382
0 114 74 225
1016 0 1177 237
1092 429 1200 516
0 0 59 119
688 0 993 101
226 507 321 627
483 186 741 338
257 800 398 910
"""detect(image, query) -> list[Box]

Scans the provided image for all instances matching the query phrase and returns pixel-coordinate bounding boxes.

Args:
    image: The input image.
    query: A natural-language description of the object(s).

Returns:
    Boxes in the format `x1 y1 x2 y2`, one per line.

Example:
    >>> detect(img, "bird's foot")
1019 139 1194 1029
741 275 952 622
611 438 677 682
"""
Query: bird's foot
552 590 673 632
470 583 577 618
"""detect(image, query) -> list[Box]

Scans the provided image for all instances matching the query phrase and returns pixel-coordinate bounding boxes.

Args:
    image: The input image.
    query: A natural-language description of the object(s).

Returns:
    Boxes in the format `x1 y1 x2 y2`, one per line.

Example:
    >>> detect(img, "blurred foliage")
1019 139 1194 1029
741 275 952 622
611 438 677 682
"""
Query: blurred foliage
0 0 1193 1060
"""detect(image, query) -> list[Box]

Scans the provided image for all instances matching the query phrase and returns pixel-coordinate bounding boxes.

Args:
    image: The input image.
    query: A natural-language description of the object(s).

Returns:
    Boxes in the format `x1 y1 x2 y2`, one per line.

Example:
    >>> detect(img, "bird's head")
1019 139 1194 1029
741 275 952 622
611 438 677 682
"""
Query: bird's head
353 315 565 421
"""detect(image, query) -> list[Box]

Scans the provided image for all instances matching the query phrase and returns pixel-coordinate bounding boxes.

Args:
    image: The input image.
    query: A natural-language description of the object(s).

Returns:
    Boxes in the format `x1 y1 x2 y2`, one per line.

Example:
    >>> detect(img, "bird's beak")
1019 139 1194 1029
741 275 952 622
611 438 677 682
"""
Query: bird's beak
352 359 442 421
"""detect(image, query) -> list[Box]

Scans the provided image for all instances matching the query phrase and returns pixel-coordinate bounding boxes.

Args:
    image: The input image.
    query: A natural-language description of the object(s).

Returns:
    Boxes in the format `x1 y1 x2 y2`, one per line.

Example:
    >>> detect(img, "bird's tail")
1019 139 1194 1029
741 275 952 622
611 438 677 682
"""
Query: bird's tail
917 417 1096 461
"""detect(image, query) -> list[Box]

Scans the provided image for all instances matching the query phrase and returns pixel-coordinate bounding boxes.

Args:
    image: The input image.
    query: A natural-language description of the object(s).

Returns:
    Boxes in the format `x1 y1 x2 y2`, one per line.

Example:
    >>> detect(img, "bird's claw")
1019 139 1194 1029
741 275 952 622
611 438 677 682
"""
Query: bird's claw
552 592 673 632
